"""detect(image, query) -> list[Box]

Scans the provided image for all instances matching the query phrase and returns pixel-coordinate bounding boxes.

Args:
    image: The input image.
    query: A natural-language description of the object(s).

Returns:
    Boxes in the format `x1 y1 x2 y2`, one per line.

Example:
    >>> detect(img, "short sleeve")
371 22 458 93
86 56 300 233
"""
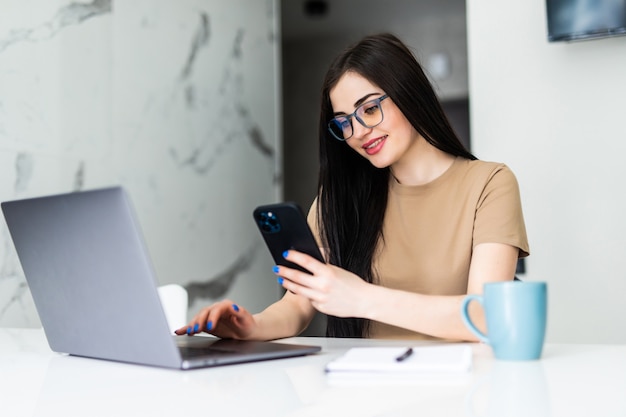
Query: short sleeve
473 165 529 257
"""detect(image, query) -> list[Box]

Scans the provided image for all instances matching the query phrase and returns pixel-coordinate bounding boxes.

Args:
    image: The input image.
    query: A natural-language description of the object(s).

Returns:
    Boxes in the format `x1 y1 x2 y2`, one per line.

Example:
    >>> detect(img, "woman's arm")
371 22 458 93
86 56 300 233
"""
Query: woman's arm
363 243 519 340
175 289 317 341
249 291 317 340
277 242 520 341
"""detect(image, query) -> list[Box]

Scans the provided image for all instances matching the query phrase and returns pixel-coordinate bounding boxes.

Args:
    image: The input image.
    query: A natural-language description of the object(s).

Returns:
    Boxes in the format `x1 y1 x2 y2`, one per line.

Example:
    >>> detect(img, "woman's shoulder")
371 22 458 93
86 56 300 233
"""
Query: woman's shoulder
456 158 517 182
446 159 520 196
460 158 509 171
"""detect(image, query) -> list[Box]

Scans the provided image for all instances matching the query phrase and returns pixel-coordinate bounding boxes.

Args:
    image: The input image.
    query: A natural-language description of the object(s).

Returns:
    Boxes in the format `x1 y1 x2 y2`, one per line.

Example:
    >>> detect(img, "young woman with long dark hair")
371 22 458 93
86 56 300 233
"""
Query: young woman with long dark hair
176 33 529 341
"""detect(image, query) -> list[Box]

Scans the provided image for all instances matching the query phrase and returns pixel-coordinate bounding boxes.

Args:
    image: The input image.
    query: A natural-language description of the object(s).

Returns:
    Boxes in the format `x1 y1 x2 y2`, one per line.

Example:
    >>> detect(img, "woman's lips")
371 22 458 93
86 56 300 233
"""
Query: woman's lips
363 135 387 155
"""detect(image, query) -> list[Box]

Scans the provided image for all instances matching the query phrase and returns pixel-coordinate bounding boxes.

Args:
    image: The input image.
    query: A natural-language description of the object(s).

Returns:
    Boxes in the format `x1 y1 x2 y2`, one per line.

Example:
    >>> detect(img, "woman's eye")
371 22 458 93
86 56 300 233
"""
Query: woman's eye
363 104 380 115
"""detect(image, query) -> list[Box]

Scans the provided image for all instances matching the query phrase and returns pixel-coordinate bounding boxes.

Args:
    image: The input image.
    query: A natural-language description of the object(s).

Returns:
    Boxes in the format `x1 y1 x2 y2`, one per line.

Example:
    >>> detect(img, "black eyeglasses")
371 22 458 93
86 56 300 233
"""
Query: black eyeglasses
327 94 389 141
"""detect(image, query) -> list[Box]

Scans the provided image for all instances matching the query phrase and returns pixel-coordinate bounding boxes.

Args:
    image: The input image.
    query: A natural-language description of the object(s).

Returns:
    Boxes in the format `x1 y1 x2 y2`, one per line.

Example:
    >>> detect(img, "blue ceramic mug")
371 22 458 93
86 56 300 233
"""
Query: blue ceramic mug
461 281 548 360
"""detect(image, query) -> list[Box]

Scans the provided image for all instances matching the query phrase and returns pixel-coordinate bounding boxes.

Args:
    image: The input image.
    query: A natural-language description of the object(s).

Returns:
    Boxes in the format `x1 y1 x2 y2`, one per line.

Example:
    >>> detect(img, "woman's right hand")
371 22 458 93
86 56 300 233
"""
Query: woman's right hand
174 299 257 340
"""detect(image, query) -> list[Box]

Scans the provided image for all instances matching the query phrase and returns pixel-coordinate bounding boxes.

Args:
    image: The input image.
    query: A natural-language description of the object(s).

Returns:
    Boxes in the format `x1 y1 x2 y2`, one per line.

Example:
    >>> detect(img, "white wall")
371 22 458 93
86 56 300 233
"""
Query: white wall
467 1 626 343
0 0 283 327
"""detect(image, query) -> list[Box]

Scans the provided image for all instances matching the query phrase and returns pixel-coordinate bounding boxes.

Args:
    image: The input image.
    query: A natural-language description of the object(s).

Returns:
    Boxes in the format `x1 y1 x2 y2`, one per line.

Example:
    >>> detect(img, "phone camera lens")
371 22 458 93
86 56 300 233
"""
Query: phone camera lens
257 210 281 233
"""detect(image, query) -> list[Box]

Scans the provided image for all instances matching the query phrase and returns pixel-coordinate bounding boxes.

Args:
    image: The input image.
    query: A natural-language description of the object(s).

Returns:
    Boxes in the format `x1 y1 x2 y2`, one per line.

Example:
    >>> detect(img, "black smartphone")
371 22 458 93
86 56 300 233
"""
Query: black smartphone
253 202 325 273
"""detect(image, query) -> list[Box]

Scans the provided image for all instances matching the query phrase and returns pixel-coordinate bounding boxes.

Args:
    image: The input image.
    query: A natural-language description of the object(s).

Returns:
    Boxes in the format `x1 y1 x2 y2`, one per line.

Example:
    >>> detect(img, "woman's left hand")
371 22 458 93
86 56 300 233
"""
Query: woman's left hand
274 250 369 318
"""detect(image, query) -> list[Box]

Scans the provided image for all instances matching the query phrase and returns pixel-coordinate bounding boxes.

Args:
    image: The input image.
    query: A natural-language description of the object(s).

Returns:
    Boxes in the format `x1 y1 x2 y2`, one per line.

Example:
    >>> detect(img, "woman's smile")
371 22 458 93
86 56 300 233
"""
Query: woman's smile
363 135 388 155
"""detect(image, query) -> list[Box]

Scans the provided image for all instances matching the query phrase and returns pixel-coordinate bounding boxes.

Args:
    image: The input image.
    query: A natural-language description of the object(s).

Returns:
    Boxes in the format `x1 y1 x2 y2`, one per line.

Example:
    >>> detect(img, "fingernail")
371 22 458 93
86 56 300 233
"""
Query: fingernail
232 304 240 312
193 323 199 332
282 250 289 258
272 265 280 273
277 277 284 285
206 321 213 331
186 326 192 335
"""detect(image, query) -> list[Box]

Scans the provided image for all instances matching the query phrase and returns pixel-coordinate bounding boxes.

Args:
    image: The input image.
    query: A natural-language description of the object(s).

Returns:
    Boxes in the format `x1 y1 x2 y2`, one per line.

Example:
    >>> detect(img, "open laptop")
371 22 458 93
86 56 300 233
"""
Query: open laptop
1 187 320 370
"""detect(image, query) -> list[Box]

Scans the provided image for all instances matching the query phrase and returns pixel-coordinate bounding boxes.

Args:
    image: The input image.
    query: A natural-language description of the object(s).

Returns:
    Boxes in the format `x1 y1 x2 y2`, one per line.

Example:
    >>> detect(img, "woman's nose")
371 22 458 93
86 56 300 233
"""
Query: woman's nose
351 119 372 139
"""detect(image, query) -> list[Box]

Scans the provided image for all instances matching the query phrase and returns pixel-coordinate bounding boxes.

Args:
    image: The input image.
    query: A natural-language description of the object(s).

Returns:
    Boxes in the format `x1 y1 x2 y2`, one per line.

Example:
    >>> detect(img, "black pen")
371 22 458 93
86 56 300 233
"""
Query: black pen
395 347 414 362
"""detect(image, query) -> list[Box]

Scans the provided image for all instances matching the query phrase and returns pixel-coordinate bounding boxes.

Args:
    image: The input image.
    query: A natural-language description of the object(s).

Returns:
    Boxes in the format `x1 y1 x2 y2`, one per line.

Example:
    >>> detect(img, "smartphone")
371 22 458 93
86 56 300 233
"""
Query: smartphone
253 202 325 273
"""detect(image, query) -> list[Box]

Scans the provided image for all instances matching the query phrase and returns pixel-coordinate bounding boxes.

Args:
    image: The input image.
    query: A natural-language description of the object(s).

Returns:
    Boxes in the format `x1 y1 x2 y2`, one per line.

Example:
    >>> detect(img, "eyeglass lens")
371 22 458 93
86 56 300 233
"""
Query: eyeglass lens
328 95 387 140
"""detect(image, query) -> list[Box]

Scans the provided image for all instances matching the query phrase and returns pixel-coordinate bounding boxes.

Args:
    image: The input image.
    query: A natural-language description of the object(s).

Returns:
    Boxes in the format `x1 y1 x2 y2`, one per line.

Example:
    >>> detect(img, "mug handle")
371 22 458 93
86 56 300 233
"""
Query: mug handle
461 295 490 344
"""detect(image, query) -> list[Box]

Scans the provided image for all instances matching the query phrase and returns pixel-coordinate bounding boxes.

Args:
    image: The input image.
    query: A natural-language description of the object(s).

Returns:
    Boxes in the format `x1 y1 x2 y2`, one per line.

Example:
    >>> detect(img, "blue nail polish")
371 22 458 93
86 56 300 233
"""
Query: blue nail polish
193 323 199 332
277 277 284 285
282 250 289 258
232 304 240 312
186 326 192 335
206 321 213 331
272 265 280 273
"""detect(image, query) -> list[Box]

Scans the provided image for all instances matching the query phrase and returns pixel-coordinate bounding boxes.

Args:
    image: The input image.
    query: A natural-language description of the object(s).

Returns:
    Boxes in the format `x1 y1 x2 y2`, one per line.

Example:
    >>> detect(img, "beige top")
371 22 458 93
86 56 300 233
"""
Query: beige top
308 157 529 340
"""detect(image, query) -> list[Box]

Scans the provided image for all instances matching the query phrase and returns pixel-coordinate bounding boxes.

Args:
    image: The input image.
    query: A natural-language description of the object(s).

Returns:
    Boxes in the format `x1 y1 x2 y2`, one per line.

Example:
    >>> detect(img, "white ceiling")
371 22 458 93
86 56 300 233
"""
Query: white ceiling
280 0 466 40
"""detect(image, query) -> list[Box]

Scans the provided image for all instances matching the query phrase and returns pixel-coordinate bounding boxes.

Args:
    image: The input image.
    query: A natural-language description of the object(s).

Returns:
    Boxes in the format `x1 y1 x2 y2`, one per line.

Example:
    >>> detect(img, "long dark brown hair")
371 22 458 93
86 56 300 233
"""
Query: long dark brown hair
317 33 476 338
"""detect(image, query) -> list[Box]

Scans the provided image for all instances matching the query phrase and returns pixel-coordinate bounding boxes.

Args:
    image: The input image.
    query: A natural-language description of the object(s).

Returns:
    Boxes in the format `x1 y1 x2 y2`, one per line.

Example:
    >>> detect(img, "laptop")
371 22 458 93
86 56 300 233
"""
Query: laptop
1 187 321 370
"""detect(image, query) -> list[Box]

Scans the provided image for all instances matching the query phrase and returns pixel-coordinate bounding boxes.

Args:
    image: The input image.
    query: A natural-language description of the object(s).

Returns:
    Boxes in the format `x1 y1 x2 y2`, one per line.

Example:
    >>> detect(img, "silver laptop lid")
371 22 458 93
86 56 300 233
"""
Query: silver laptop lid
2 187 182 368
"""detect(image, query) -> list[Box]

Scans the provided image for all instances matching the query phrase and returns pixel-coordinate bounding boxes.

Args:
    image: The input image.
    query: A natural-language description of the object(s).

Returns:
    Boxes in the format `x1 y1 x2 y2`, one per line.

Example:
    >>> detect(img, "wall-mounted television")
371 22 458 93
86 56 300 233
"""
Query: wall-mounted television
547 0 626 42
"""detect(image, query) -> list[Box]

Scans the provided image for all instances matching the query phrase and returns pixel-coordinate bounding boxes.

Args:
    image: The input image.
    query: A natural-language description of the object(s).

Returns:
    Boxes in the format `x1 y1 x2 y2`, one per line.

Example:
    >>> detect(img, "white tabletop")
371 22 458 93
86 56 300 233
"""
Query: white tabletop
1 328 625 417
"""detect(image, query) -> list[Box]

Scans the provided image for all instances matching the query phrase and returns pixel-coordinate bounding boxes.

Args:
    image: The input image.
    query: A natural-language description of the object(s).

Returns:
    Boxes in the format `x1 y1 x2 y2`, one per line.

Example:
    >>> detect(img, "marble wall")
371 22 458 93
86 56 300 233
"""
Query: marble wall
0 0 282 327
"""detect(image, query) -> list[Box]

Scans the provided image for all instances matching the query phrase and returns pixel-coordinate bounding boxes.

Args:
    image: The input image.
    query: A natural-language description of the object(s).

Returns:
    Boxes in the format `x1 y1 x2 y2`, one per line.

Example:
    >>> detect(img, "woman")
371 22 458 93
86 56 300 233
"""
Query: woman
175 33 529 341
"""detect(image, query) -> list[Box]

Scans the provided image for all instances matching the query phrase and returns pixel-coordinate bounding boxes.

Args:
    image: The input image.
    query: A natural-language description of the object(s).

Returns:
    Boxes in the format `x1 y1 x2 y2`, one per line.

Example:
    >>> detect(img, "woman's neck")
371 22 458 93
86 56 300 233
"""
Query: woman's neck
390 138 456 186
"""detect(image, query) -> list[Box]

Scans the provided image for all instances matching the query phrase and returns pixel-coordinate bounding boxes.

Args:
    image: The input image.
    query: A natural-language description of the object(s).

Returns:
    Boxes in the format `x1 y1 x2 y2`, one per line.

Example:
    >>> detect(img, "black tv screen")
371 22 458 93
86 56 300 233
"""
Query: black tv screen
547 0 626 42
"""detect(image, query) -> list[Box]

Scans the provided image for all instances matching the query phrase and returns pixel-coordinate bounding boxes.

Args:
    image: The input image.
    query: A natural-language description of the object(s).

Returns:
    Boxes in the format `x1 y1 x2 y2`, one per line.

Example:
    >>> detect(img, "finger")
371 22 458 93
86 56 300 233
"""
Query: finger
205 301 239 335
283 249 325 275
174 300 232 336
227 304 255 338
175 311 208 336
275 258 328 293
200 300 240 334
174 307 206 335
209 303 254 339
274 264 319 294
273 264 315 289
278 274 321 302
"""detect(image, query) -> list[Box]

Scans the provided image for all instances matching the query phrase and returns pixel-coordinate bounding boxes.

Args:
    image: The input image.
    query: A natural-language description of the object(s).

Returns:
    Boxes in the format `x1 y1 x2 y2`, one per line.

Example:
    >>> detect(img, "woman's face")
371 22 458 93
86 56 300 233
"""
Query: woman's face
329 71 420 169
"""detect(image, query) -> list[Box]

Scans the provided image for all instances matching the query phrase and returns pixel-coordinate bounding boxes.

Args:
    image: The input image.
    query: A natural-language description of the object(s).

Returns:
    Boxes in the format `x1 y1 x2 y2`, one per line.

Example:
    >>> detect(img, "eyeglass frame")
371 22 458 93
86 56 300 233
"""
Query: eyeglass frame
327 94 389 141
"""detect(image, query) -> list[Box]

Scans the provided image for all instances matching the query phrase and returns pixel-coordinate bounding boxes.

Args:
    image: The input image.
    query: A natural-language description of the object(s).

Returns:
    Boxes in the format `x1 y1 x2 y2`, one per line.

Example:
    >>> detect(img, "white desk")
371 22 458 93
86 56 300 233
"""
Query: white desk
1 328 625 417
